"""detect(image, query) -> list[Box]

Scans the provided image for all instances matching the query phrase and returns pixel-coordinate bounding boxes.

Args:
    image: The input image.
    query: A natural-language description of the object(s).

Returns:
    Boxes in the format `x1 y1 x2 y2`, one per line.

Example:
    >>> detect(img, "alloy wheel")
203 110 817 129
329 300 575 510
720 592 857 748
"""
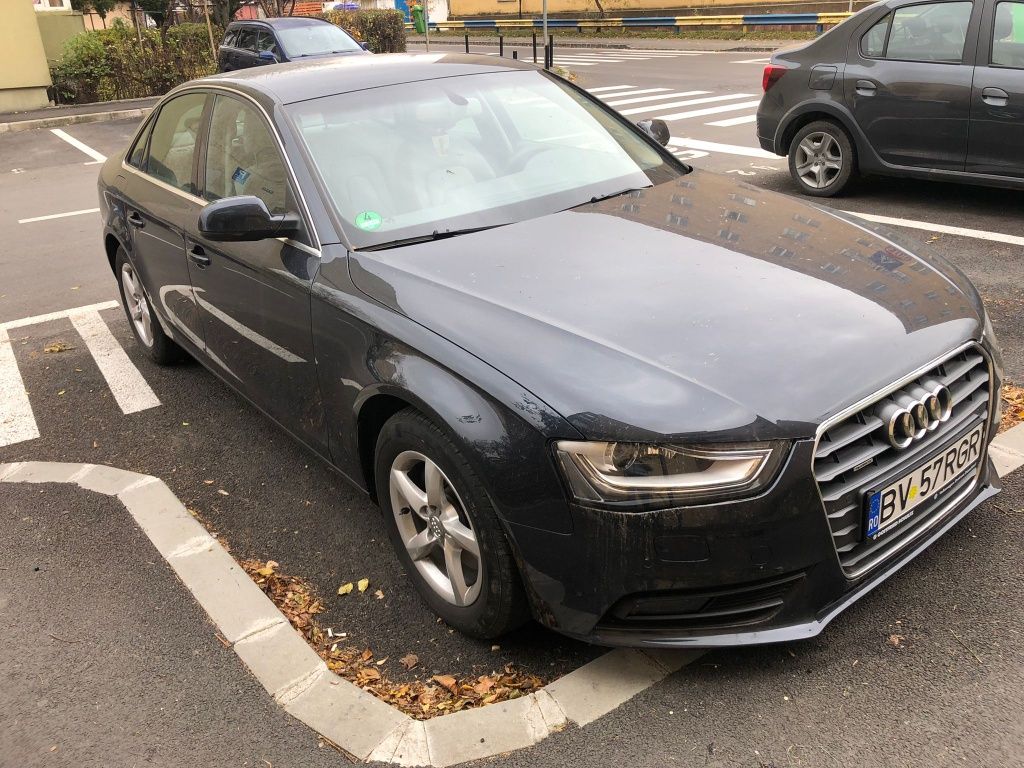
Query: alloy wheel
120 262 154 347
795 131 843 189
389 450 482 607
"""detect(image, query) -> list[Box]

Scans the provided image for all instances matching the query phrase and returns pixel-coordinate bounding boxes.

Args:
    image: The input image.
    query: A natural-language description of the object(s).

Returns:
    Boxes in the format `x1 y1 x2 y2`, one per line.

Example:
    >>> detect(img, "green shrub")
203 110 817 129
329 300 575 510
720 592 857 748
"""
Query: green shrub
51 20 221 105
320 8 407 53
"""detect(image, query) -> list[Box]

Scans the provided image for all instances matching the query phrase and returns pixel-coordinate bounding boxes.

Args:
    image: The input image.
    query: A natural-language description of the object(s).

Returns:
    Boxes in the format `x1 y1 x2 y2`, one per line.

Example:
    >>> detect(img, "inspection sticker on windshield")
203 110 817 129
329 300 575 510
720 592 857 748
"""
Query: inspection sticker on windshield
865 422 984 539
355 211 382 231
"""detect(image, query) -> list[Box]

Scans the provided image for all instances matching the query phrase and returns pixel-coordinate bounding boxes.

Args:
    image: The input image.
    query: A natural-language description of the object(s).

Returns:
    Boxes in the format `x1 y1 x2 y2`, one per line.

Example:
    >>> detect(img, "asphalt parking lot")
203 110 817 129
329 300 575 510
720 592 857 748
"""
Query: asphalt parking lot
2 49 1023 767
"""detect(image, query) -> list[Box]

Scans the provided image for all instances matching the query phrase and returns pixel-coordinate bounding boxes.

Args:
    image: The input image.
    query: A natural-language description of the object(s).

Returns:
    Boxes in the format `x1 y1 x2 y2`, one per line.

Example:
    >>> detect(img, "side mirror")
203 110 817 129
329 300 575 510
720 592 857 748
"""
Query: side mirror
636 118 670 147
258 49 279 63
359 41 371 51
198 196 300 242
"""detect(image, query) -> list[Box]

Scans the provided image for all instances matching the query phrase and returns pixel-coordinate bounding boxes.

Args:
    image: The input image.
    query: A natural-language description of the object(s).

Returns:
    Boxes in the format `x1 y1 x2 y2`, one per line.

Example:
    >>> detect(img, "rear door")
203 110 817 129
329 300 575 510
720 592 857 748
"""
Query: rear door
232 26 259 70
121 91 209 351
187 92 327 453
844 0 980 170
966 0 1024 175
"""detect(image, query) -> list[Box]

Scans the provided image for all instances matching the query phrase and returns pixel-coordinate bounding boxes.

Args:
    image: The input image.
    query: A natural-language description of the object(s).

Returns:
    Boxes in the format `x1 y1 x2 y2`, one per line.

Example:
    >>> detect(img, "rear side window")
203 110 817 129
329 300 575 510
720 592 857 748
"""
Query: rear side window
885 1 974 62
144 92 207 194
992 1 1024 67
862 13 891 56
235 27 257 51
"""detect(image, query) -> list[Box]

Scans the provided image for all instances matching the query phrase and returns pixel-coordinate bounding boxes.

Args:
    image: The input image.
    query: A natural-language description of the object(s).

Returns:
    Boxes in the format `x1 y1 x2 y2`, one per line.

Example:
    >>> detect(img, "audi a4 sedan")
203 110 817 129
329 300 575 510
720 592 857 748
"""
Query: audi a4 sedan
758 0 1024 196
98 54 1002 647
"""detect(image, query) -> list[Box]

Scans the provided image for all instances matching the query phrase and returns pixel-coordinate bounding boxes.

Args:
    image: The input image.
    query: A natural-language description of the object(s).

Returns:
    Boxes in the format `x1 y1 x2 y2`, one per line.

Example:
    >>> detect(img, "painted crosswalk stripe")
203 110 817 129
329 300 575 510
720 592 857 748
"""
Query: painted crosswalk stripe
732 57 770 64
657 99 762 121
69 310 161 415
597 87 673 100
605 90 708 107
587 85 637 93
552 60 596 66
668 137 777 158
617 93 754 117
706 114 759 127
0 327 39 448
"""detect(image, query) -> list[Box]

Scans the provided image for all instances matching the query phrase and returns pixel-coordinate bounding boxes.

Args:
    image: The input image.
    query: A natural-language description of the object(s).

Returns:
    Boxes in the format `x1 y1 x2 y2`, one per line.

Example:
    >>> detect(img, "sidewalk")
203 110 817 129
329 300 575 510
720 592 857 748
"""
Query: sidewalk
0 96 159 135
405 34 797 52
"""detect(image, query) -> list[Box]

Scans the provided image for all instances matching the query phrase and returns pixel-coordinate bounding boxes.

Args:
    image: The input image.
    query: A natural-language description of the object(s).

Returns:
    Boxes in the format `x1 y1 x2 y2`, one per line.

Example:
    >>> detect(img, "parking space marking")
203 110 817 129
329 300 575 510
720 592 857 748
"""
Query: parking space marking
50 128 107 164
0 327 40 447
706 114 758 127
69 310 161 414
0 301 119 331
18 208 100 225
842 211 1024 248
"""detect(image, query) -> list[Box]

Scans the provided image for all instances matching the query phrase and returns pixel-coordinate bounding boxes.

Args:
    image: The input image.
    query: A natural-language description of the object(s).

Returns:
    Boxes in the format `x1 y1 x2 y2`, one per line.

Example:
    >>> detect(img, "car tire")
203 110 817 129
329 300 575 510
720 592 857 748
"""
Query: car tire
788 120 856 197
115 248 184 365
374 408 530 639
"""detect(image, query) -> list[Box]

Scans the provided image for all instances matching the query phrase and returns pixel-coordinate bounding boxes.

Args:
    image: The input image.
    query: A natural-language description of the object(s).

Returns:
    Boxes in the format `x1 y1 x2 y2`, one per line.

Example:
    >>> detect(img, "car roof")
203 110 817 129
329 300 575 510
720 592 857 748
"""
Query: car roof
199 52 538 105
229 16 334 29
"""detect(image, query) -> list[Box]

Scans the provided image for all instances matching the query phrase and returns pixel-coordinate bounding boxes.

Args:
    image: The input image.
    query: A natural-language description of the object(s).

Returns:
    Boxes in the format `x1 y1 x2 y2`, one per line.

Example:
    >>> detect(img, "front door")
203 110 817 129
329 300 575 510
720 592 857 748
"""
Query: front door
121 92 208 351
966 0 1024 176
188 93 327 454
845 0 978 170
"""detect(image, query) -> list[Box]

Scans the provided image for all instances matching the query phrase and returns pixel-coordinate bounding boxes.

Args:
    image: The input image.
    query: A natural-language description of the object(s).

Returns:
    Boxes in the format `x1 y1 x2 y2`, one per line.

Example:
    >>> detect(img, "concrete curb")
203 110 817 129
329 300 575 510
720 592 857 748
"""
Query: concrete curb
0 461 700 766
4 427 1022 763
0 107 153 135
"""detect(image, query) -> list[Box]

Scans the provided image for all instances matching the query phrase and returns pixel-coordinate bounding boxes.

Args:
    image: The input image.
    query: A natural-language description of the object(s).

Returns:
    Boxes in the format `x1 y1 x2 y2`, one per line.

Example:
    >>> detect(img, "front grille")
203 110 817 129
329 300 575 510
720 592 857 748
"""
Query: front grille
597 572 804 633
813 345 992 577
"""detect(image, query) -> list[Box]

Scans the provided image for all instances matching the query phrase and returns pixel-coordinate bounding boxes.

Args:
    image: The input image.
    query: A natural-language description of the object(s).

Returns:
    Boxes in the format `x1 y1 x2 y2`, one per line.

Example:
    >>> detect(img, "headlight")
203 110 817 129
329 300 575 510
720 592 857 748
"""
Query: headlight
555 440 787 507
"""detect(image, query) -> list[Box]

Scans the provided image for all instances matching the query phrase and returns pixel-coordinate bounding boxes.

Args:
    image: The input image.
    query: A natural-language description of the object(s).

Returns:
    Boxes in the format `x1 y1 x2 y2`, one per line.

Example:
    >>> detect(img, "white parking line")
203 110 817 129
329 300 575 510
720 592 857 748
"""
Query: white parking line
50 128 107 164
0 327 40 448
732 57 770 64
843 211 1024 247
658 100 762 122
69 310 161 414
618 93 755 117
668 137 777 158
605 90 708 107
597 87 672 99
18 208 100 225
706 114 758 127
587 85 637 93
0 301 120 331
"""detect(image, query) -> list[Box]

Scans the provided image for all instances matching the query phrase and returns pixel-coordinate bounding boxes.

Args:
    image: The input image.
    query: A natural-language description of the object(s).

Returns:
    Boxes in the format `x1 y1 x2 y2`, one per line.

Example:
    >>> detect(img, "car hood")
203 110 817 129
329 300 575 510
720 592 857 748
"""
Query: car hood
349 170 983 442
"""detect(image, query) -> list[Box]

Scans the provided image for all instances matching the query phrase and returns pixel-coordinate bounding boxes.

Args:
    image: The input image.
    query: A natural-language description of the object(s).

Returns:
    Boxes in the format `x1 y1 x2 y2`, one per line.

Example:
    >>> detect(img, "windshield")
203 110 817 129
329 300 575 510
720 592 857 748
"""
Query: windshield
276 23 361 57
287 69 684 249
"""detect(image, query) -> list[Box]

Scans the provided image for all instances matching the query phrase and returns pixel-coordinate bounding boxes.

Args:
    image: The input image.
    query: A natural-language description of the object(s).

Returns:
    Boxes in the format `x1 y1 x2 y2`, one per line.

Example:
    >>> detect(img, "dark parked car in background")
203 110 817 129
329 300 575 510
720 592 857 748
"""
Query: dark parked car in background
758 0 1024 196
217 17 368 72
98 54 1002 647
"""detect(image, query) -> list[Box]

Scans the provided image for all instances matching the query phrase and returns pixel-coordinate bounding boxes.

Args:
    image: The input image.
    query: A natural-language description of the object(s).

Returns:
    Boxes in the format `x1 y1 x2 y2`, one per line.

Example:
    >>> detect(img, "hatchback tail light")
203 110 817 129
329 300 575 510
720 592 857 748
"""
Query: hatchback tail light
762 64 788 92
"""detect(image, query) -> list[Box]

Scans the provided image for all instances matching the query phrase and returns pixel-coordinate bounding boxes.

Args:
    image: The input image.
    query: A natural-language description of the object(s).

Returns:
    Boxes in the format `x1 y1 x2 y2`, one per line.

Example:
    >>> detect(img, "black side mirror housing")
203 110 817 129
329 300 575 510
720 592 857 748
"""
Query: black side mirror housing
636 118 671 147
198 196 301 242
360 41 371 51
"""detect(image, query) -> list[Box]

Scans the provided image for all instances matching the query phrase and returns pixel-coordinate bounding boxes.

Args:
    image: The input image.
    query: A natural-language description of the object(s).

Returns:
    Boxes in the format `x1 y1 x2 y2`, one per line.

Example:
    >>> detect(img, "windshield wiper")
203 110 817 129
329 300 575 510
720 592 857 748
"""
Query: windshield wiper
358 225 503 252
586 186 649 205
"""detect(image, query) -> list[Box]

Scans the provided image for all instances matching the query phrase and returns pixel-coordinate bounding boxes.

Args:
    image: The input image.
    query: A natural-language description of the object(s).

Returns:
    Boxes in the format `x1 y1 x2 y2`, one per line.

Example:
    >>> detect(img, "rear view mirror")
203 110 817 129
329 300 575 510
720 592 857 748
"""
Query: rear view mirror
258 50 279 63
199 196 300 242
636 118 671 147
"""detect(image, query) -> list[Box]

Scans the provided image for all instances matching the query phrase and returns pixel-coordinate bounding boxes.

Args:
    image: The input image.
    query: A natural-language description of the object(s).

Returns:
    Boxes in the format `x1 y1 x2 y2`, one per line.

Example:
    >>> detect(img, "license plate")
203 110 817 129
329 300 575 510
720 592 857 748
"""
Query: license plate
866 423 985 539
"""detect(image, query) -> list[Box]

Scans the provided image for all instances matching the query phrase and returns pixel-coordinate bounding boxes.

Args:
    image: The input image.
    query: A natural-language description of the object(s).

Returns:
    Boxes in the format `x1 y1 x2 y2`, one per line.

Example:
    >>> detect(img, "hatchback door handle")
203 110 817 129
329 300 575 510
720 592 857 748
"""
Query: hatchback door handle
127 211 144 228
982 87 1009 106
856 80 877 96
188 244 211 268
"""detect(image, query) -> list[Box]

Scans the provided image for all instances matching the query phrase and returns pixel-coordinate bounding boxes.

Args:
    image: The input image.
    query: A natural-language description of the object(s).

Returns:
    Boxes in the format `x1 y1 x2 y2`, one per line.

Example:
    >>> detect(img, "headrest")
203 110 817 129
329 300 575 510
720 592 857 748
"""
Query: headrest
995 8 1014 40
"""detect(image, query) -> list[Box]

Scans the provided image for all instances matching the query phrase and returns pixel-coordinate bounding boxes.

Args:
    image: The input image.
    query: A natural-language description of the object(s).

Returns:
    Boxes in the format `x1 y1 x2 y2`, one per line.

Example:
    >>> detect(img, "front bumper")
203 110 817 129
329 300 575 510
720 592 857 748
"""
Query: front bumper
509 441 1001 648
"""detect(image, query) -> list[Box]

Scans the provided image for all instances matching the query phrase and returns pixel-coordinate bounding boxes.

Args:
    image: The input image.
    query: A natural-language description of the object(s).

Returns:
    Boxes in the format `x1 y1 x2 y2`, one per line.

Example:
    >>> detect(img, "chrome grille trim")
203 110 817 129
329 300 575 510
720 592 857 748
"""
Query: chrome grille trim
812 342 994 579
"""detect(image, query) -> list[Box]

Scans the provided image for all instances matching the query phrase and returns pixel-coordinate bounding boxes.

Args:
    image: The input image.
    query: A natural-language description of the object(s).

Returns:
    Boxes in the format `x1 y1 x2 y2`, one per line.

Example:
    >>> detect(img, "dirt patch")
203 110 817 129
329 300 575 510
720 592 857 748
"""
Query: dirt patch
240 559 546 720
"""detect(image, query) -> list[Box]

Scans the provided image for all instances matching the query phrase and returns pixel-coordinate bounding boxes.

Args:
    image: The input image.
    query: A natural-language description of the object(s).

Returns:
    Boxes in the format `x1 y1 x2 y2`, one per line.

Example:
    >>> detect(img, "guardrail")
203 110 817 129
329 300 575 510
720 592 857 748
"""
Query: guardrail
407 12 851 32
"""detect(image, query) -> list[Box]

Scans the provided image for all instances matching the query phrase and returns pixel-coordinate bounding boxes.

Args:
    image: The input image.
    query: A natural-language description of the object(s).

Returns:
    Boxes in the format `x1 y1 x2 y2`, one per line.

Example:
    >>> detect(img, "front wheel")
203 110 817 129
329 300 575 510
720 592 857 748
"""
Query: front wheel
374 409 529 639
788 120 856 197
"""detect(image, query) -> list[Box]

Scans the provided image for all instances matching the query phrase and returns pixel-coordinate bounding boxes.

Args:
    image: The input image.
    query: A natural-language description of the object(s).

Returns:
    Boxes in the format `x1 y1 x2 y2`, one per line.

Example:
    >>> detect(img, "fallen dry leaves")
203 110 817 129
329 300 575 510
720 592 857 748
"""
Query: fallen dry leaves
43 341 72 354
999 383 1024 433
241 559 545 719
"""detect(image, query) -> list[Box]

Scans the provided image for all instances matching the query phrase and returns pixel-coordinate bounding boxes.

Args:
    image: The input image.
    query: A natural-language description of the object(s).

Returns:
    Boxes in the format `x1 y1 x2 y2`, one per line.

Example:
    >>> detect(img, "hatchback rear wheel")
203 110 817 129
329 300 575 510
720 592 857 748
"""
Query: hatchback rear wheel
788 120 856 197
115 248 184 365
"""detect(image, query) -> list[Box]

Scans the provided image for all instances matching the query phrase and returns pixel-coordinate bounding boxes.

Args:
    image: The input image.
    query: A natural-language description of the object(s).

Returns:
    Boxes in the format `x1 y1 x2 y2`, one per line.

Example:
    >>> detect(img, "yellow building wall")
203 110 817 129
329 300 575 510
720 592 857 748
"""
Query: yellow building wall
453 0 764 16
0 1 53 112
36 9 86 64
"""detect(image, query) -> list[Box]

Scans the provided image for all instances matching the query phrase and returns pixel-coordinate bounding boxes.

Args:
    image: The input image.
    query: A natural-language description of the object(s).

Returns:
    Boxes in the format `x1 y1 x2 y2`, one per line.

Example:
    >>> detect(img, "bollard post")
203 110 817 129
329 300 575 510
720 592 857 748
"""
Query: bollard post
465 33 469 53
548 34 554 67
499 34 504 57
532 32 538 63
512 49 518 59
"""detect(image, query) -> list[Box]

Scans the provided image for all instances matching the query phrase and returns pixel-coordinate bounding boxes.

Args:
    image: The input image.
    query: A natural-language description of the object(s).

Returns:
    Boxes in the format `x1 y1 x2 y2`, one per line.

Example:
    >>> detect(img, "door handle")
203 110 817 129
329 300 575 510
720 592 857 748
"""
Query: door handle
856 80 877 96
982 87 1009 106
127 211 144 228
188 244 211 268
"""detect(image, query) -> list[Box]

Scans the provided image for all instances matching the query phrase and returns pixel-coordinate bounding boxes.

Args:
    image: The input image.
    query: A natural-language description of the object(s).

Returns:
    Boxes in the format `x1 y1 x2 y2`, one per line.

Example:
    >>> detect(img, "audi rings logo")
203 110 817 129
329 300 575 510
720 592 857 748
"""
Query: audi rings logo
876 380 954 449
